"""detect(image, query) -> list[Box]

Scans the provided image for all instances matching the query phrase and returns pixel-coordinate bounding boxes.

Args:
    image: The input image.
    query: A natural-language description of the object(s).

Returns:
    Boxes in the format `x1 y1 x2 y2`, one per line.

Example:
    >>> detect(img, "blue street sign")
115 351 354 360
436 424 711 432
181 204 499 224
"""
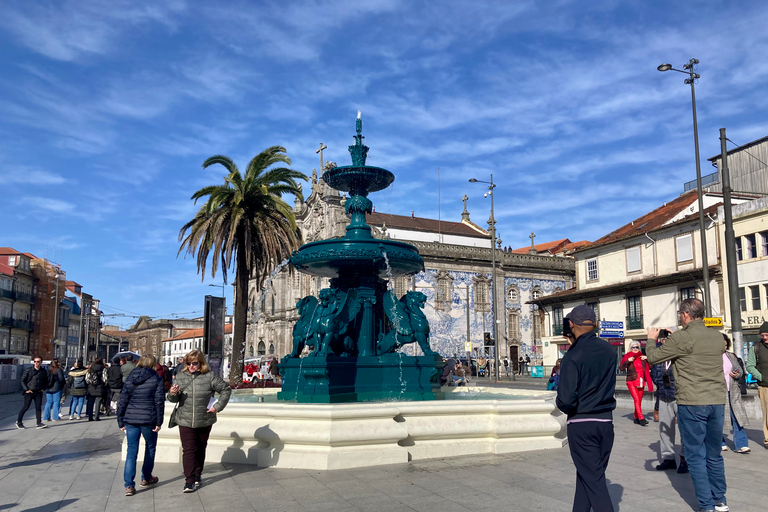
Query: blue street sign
601 321 624 330
600 330 624 339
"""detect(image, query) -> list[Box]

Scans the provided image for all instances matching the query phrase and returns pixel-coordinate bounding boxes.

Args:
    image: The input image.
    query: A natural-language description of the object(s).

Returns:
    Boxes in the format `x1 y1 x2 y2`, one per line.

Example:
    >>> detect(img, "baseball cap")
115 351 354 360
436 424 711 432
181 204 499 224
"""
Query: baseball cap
565 305 596 326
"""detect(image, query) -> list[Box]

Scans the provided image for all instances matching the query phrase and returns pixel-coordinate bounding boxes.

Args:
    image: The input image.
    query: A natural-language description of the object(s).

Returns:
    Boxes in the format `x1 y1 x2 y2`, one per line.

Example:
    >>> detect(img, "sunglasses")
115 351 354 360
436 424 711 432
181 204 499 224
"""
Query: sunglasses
187 361 200 367
33 360 42 363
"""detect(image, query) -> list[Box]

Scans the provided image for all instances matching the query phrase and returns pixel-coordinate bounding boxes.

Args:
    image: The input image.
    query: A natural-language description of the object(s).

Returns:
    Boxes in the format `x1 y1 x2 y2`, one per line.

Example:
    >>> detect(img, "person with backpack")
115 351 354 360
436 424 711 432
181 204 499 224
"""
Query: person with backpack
85 357 107 421
68 360 88 420
43 360 66 422
107 358 125 416
118 354 164 497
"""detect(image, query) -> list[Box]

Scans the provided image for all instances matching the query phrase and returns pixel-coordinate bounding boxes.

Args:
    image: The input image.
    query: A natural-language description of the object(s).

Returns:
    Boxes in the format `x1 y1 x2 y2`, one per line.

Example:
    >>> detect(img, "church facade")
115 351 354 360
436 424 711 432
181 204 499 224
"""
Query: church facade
245 162 575 367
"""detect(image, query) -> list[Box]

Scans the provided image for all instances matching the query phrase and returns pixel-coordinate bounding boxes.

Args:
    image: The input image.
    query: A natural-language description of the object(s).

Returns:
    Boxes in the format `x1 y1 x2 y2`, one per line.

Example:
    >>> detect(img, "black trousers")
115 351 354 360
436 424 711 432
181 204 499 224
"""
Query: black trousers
86 395 102 420
17 391 43 424
567 421 615 512
179 425 212 485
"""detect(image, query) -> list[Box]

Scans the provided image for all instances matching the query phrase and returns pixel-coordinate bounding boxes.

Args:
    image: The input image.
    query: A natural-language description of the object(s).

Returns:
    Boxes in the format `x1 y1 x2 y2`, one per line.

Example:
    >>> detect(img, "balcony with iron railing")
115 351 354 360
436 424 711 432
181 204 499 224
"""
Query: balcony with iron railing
13 318 34 330
14 291 35 303
0 289 14 300
0 316 13 328
552 323 563 336
626 315 644 330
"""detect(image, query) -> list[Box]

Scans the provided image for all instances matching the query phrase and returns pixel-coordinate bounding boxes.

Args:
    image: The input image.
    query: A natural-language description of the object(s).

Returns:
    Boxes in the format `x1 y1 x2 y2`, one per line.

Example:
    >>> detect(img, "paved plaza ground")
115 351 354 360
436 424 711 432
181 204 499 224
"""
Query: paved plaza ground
1 382 766 512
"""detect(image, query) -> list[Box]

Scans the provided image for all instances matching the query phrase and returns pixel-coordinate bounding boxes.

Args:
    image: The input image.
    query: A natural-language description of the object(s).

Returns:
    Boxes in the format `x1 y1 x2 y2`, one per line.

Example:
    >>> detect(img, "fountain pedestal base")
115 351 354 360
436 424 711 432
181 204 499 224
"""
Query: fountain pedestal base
278 354 445 403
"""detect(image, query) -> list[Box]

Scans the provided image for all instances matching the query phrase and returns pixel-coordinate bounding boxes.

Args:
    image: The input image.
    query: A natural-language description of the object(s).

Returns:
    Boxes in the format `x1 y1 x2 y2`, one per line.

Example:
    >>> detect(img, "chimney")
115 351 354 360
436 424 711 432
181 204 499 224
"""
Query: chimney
411 211 415 219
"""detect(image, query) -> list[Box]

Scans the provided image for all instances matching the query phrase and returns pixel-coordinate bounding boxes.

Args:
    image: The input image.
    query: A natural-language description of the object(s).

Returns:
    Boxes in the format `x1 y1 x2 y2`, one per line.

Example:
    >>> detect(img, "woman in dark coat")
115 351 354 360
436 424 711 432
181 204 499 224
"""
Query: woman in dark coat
85 357 106 421
118 354 164 496
43 359 66 422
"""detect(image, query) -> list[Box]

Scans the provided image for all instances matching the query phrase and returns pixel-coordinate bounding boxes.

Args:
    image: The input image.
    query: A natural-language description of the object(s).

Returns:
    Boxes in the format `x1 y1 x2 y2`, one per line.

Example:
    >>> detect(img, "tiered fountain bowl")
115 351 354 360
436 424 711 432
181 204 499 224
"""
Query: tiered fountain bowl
281 115 442 403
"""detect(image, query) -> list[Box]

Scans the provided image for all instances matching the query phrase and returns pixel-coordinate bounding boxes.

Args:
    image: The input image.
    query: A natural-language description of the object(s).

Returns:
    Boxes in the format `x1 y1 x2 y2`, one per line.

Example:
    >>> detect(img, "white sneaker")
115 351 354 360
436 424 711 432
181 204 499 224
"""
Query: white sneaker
69 415 74 420
75 415 81 420
715 501 729 512
721 445 728 451
735 446 751 454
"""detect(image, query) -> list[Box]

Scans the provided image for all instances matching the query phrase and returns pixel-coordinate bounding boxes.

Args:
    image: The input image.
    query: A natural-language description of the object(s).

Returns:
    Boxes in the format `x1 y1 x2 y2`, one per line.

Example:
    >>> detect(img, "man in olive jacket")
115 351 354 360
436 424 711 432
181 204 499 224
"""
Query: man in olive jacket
647 298 728 512
745 321 768 448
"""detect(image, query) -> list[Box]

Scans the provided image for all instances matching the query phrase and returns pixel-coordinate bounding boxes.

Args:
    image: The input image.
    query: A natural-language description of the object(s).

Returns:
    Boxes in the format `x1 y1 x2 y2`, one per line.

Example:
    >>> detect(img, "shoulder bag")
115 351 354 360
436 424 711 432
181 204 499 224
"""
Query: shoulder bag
168 374 196 428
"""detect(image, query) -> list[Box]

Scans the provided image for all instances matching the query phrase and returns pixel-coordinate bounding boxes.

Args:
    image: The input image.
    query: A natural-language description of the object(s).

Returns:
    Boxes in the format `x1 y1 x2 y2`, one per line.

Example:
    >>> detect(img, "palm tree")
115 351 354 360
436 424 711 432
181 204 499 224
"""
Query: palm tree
178 146 306 383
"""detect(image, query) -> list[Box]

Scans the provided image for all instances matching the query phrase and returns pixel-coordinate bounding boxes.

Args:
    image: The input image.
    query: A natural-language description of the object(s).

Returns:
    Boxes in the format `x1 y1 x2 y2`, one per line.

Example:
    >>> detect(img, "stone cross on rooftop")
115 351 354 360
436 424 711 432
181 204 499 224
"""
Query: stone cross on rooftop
529 232 537 254
316 143 327 174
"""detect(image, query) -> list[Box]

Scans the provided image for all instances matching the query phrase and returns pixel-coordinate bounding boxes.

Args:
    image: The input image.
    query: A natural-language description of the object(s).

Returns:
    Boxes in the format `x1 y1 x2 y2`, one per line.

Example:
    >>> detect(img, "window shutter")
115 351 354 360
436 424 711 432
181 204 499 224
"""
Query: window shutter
626 246 641 273
676 234 693 262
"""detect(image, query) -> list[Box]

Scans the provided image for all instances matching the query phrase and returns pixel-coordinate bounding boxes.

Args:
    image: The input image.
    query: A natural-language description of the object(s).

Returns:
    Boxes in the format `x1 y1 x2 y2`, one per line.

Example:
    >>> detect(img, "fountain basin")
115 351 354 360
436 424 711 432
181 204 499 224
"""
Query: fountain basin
322 165 394 194
290 238 424 279
127 387 566 470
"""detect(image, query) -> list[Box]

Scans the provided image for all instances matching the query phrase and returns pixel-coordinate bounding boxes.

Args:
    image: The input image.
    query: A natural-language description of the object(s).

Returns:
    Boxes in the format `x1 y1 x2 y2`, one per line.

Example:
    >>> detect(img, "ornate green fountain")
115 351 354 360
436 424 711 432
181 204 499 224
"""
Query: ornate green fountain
279 114 445 403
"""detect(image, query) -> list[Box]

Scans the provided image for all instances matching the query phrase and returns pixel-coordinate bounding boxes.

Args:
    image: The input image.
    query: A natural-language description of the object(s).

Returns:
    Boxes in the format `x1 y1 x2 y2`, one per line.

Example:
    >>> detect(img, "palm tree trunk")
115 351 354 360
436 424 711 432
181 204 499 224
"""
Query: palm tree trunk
230 244 249 384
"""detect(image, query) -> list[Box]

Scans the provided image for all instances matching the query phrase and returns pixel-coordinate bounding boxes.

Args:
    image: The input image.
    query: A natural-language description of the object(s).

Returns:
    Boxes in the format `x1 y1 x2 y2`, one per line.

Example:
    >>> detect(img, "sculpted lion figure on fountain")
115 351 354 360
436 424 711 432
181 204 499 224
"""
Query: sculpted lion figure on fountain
287 296 320 358
377 290 434 355
313 288 361 356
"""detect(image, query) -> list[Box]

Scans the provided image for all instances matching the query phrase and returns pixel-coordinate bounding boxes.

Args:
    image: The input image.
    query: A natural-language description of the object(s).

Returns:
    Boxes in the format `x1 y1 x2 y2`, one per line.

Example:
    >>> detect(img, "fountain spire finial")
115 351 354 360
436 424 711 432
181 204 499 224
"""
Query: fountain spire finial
349 112 369 166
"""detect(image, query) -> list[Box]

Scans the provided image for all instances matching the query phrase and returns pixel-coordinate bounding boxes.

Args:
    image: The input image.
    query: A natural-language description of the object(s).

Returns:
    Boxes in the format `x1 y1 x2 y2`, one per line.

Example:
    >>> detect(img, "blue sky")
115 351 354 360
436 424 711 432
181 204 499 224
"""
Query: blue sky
2 0 767 327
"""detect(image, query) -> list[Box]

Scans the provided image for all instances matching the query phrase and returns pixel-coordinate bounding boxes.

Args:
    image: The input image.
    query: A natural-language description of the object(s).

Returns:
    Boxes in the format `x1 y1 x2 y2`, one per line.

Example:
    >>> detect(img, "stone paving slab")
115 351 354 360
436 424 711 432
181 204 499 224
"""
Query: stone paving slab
1 390 766 512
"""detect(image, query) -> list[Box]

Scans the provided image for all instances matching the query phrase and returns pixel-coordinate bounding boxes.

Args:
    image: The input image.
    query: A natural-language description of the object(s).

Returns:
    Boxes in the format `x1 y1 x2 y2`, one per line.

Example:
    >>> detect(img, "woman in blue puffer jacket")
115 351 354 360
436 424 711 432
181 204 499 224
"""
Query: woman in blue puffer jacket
117 354 165 497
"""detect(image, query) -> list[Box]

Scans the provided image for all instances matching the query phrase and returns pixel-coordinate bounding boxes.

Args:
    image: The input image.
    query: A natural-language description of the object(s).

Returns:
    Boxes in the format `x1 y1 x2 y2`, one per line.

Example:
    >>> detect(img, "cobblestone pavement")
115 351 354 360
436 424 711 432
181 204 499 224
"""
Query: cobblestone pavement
1 388 766 512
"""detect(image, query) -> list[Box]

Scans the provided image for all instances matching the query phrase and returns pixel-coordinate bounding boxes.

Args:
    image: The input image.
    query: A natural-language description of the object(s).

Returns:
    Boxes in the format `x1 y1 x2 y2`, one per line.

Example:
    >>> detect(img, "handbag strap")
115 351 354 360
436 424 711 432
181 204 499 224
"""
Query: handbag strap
171 373 197 409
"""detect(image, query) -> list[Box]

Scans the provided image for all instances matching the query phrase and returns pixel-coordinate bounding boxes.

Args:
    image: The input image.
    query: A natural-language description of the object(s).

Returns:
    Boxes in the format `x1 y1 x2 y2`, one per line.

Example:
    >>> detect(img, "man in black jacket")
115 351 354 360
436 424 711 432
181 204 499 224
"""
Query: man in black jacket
556 306 617 512
17 356 50 429
107 358 125 415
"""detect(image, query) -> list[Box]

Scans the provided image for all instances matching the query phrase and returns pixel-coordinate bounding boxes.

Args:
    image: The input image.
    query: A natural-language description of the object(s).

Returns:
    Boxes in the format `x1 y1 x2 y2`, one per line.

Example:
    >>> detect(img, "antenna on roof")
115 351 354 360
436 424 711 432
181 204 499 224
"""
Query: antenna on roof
437 167 442 244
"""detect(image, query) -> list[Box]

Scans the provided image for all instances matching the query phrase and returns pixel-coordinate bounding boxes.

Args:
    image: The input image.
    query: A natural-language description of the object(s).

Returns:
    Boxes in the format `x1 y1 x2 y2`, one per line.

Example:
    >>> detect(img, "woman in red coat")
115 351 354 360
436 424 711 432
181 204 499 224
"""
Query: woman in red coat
619 341 654 426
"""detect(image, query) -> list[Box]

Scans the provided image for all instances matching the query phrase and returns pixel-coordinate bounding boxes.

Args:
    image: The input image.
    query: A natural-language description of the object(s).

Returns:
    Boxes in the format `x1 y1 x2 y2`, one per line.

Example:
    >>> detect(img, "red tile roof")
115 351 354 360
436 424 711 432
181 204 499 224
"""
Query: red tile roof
366 212 489 238
571 190 741 254
162 323 233 342
511 238 571 255
0 248 22 255
0 262 13 276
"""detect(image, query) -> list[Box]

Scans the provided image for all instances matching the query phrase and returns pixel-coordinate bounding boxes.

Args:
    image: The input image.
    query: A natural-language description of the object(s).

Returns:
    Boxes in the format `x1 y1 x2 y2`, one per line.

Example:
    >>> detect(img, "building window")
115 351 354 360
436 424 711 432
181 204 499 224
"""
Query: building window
587 301 599 321
745 234 757 259
531 286 542 300
627 295 643 329
676 234 693 263
394 277 409 299
435 271 453 311
761 231 768 257
626 246 641 273
735 238 743 261
764 284 768 308
271 295 275 315
249 346 254 357
680 287 697 302
508 311 520 341
739 287 746 312
586 258 598 281
473 276 490 313
8 256 16 266
750 285 761 310
553 306 563 335
533 311 543 341
508 286 519 303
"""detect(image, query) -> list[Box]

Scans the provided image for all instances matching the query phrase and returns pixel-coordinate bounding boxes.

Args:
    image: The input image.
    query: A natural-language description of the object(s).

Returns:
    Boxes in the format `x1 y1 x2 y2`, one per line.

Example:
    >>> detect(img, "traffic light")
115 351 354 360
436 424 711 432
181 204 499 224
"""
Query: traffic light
484 332 492 345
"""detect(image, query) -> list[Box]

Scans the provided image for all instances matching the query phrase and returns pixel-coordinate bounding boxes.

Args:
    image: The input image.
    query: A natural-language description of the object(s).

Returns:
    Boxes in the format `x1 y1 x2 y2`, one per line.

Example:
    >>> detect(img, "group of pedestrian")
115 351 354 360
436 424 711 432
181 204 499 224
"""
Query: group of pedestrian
556 299 745 512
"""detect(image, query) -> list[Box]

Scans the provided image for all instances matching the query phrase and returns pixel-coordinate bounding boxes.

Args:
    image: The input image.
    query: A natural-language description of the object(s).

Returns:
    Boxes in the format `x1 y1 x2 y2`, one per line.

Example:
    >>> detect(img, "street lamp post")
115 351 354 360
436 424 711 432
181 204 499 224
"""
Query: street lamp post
658 58 712 317
469 175 500 380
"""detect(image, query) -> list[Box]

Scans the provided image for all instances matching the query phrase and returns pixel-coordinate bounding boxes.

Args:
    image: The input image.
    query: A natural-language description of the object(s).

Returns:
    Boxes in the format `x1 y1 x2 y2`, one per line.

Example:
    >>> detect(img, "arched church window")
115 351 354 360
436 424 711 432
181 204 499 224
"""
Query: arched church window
531 286 542 300
269 343 275 354
435 271 453 311
508 286 519 303
257 340 266 356
472 275 490 313
249 346 254 357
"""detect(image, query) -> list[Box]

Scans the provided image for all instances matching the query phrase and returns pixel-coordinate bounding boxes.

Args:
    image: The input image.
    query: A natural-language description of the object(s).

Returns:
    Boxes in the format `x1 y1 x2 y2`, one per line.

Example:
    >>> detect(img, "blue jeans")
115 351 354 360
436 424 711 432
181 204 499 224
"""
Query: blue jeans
678 404 726 510
70 395 85 416
43 391 62 421
124 424 158 488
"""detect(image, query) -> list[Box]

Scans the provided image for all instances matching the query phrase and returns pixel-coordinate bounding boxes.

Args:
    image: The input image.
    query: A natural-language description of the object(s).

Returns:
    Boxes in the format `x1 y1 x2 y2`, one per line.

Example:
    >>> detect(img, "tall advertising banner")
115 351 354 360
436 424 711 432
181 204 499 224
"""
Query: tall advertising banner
204 295 225 376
